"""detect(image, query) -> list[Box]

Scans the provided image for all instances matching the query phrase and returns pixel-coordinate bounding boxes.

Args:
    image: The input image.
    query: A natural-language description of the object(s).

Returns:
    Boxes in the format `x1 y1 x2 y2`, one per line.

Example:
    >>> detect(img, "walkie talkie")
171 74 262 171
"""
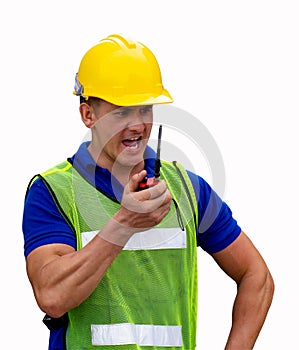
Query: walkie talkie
138 124 162 190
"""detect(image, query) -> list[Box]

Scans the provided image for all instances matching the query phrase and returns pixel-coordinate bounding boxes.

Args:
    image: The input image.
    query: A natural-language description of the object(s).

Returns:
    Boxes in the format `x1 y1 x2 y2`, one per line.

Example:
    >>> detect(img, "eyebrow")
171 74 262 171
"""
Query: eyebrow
114 107 133 113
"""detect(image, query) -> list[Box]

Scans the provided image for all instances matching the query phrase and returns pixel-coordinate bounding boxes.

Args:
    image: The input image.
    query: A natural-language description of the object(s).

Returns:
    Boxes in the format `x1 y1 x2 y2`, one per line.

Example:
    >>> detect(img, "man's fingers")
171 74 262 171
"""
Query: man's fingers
137 180 168 201
129 170 147 192
141 191 167 212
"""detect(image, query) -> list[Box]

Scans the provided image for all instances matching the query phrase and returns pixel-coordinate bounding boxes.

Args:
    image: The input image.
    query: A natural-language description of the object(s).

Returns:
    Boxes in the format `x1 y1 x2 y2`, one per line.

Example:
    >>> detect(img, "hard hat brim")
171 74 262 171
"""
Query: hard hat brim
101 89 173 106
73 89 173 107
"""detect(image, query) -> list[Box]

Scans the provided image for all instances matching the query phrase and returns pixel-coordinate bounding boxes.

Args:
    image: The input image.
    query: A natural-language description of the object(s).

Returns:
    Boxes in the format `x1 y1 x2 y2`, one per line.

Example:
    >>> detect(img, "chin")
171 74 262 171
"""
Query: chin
116 153 144 168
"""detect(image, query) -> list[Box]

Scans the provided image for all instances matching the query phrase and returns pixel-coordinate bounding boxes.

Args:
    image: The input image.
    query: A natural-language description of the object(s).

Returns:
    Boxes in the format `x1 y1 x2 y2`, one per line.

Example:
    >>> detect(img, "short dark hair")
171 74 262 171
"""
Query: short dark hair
79 96 86 104
79 96 103 106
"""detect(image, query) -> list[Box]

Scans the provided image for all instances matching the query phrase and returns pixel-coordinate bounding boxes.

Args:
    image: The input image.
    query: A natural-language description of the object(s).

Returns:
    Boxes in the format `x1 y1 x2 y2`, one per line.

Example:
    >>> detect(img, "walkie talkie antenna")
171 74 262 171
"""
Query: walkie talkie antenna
137 125 163 191
154 125 162 181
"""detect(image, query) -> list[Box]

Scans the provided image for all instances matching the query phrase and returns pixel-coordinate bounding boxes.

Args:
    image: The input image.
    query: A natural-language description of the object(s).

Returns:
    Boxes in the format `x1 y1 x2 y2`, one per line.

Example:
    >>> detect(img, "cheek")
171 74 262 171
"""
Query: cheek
94 118 120 143
145 123 153 137
101 130 123 154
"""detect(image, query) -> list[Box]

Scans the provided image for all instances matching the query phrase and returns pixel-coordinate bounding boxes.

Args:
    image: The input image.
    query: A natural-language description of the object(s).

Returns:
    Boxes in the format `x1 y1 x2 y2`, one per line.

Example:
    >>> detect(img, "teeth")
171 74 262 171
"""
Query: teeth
128 143 138 149
123 136 140 149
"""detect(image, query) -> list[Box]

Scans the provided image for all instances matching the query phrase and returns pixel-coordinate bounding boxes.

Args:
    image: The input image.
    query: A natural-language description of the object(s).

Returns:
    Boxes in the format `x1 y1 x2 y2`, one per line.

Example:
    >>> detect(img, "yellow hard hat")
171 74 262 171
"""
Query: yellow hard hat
73 34 173 106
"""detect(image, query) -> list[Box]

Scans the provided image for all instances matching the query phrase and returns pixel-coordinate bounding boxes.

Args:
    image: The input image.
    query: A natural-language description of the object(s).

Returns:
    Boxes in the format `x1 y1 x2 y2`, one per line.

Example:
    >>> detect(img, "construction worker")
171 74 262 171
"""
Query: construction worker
22 34 274 349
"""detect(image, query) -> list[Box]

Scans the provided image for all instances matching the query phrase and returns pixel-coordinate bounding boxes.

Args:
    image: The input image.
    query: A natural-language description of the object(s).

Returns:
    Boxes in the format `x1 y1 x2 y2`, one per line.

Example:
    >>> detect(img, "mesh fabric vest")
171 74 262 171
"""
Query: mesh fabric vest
38 160 198 349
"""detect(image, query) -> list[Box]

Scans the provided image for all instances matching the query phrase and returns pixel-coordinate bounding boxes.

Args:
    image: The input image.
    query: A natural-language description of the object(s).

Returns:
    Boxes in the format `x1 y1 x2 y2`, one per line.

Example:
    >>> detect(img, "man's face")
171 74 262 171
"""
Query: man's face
90 100 153 170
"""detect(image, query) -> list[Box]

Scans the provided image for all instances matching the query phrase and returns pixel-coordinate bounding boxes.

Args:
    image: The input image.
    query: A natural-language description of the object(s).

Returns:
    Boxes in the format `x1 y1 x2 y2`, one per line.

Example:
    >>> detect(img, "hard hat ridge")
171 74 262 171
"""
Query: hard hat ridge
106 34 137 49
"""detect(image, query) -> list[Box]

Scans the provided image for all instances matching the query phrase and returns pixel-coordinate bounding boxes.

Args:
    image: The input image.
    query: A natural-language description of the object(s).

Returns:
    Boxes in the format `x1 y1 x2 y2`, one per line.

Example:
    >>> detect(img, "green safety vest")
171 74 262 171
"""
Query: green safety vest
38 160 198 349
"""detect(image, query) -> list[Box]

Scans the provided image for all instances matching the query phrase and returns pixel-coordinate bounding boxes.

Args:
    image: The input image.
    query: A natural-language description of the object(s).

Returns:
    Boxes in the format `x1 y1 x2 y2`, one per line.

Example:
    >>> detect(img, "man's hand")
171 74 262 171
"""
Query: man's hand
115 170 172 232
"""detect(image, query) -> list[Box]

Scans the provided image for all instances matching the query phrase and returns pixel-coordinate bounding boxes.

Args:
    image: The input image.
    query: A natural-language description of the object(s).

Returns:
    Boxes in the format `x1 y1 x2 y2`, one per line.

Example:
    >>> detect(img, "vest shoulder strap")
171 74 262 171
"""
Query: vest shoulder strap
160 160 198 232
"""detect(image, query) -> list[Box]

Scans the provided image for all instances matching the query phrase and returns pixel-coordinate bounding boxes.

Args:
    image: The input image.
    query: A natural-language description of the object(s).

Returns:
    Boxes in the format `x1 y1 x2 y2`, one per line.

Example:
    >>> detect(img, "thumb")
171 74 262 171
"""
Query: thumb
129 170 147 192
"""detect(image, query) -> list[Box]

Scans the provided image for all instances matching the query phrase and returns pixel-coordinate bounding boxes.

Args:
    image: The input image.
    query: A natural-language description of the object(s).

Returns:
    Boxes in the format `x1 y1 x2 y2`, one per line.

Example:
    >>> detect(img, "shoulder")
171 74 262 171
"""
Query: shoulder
26 160 72 190
25 174 50 202
40 160 73 179
23 169 76 258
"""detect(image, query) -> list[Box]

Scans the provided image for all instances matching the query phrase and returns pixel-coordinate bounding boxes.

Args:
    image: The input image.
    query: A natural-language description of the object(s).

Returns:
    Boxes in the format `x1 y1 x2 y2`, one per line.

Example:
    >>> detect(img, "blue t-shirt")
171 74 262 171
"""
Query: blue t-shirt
22 142 241 350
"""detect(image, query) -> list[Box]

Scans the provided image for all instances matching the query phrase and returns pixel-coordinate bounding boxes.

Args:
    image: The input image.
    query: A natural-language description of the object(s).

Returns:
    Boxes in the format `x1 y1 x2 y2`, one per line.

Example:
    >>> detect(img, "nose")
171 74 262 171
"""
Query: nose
127 109 146 132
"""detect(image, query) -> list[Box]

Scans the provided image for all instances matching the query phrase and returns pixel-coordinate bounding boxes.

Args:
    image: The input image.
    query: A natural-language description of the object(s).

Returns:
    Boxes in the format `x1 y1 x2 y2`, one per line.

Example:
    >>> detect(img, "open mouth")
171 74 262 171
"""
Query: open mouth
122 136 142 150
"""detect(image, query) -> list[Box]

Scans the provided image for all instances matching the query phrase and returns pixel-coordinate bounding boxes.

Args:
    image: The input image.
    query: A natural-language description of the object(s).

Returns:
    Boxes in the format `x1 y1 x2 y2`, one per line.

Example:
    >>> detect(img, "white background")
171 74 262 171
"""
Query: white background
1 0 298 348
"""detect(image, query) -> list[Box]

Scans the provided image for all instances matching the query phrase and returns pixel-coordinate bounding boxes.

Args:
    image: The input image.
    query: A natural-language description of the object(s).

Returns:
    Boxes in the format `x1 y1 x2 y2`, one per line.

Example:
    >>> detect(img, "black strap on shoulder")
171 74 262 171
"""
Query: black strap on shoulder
172 161 198 231
24 174 39 200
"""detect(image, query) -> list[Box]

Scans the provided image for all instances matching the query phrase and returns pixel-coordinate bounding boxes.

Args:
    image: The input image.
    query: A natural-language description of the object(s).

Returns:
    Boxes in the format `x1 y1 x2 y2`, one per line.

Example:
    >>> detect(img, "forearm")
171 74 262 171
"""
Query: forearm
31 216 135 318
225 270 274 349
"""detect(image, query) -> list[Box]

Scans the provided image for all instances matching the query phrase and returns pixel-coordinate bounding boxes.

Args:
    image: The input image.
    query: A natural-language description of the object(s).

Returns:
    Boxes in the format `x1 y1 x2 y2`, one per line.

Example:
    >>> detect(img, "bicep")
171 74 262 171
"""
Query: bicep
211 231 268 284
26 244 75 277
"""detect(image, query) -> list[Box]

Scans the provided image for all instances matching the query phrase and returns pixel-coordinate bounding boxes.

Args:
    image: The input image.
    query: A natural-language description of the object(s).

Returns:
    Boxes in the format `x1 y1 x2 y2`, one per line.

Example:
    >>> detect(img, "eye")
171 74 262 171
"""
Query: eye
140 106 153 114
113 108 131 117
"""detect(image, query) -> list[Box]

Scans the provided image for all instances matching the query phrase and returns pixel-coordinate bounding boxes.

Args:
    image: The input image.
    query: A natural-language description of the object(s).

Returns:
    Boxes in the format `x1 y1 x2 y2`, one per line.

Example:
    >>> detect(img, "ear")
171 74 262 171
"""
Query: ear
80 102 95 128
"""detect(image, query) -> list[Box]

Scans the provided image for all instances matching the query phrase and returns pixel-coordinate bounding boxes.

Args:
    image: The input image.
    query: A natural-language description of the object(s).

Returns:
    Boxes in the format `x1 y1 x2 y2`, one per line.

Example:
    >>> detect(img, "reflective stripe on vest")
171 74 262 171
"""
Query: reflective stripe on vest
82 227 186 250
91 323 183 347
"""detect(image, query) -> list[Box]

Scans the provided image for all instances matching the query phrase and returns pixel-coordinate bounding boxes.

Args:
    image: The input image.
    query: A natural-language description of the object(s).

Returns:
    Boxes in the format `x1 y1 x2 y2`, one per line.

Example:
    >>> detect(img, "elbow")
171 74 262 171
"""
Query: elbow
35 289 68 318
265 269 275 302
249 266 275 308
237 264 275 306
41 305 66 319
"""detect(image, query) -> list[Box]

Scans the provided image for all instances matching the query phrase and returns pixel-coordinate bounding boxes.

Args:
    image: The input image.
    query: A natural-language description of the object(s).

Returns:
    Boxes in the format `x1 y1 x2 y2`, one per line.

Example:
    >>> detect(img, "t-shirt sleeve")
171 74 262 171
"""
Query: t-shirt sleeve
22 177 76 258
187 171 242 254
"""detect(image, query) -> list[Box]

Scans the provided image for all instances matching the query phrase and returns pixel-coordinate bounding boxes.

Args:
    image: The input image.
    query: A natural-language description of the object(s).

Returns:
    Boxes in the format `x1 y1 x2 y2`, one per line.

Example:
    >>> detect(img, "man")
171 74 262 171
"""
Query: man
23 34 274 349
